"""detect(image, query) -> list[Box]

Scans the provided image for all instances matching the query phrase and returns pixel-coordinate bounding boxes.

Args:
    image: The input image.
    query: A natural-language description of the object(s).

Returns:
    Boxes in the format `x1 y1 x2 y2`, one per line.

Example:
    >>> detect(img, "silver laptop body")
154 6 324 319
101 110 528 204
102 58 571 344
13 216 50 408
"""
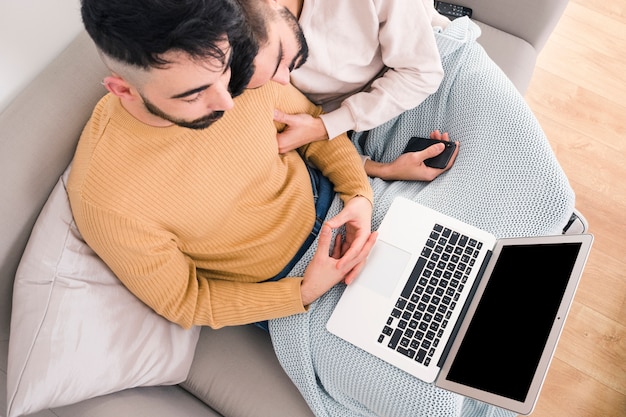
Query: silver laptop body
327 197 593 414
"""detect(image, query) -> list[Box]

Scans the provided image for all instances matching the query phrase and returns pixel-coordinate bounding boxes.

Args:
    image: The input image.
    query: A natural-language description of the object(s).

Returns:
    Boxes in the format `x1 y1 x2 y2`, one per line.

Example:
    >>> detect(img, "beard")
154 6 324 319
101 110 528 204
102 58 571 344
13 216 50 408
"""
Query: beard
142 96 224 130
280 6 308 70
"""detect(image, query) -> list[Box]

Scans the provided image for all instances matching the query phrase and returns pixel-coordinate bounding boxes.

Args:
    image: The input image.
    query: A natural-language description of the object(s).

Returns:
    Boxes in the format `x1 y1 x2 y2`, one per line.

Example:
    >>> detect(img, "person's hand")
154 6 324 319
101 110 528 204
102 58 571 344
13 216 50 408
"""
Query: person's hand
274 110 329 153
428 130 448 141
364 130 459 181
300 224 378 306
324 195 372 272
300 196 376 305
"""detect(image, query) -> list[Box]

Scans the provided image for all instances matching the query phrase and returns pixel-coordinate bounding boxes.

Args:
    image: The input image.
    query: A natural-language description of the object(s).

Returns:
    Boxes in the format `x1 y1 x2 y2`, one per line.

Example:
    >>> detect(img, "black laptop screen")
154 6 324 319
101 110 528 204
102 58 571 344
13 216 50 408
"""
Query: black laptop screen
444 242 581 402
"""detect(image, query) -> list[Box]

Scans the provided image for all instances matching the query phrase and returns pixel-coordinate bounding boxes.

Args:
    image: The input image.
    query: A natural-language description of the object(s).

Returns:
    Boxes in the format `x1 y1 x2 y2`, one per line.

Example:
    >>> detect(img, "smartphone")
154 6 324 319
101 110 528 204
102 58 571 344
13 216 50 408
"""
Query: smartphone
402 136 457 169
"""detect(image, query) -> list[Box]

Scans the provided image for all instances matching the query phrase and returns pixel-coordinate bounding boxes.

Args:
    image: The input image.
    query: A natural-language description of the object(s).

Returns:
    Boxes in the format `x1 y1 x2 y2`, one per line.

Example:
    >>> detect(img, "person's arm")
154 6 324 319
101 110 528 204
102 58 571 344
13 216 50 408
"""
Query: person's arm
275 83 374 206
276 0 443 152
274 110 328 153
364 131 459 180
72 201 308 329
275 82 377 296
322 0 444 138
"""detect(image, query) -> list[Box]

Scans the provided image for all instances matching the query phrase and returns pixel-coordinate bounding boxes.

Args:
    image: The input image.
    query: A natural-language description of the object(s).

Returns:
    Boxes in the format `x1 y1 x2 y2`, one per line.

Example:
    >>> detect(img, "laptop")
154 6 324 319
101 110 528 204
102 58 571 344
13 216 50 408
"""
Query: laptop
326 197 593 415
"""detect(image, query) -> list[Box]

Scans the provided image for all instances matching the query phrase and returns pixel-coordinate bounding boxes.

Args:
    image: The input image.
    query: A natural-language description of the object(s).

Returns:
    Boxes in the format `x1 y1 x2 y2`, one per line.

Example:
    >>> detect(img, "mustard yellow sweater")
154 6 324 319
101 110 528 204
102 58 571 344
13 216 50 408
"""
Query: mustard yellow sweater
67 82 373 329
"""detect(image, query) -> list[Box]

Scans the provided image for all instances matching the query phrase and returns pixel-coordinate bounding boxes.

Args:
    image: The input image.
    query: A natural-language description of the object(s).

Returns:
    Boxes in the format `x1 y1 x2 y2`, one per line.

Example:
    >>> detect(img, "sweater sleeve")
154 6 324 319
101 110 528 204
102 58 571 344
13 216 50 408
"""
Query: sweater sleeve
303 135 373 206
71 200 307 329
319 0 444 138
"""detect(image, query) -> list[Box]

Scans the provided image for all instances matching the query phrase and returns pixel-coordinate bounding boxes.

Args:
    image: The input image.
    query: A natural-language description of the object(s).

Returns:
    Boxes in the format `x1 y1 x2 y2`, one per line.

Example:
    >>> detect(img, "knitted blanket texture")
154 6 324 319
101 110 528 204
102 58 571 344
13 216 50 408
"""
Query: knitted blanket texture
269 17 574 417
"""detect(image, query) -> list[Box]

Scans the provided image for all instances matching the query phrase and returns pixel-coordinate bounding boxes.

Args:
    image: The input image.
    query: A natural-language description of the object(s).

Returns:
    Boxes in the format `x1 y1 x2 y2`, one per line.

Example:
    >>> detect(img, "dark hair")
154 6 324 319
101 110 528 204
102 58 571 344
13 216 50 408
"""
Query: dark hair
228 0 277 95
81 0 257 95
234 0 272 46
228 25 258 97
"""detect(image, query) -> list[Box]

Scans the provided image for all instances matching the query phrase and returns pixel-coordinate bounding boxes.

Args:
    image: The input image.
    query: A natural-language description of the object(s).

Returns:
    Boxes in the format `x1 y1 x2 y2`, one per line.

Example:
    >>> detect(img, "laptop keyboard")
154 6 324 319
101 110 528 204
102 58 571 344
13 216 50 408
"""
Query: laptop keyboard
378 223 483 366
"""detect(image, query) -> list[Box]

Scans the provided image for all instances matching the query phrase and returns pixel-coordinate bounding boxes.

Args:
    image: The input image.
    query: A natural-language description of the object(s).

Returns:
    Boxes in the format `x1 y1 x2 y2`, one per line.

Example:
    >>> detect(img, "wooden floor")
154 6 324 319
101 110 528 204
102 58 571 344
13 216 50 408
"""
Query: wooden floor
523 0 626 416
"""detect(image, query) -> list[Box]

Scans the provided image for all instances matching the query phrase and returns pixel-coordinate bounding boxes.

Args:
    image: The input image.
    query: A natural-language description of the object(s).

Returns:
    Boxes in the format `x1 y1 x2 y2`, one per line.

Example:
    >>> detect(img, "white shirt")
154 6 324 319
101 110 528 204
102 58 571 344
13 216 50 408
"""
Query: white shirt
290 0 448 139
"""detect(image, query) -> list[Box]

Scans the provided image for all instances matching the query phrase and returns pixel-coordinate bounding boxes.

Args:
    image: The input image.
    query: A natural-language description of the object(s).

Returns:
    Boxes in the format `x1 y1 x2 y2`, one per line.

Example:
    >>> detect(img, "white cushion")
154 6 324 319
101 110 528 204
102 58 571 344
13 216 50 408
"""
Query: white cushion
6 166 200 417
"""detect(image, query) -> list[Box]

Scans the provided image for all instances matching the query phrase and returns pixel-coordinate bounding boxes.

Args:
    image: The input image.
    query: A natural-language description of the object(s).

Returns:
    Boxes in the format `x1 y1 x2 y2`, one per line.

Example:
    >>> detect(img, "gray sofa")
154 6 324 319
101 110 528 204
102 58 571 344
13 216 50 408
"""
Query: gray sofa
1 1 569 416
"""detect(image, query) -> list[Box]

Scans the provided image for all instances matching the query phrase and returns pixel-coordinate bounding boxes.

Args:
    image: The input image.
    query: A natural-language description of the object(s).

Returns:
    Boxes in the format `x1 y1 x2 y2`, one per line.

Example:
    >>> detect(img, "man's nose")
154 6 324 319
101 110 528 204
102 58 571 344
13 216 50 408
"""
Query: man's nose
272 65 291 85
210 84 235 111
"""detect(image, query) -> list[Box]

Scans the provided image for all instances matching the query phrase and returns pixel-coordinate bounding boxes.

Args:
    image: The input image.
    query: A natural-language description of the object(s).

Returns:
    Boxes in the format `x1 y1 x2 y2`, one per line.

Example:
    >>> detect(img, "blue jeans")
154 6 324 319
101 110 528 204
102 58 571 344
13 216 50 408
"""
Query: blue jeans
254 166 334 331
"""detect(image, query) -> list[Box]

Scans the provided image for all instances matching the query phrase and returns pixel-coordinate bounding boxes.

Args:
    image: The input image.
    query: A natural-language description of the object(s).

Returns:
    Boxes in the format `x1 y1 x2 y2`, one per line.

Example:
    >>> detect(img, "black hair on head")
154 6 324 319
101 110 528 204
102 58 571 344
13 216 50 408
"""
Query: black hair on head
81 0 248 69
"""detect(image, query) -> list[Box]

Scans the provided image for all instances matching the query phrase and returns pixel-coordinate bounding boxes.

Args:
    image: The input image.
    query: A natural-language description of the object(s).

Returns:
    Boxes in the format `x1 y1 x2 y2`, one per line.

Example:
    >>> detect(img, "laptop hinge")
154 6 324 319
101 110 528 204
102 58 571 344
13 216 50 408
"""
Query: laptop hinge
437 249 493 368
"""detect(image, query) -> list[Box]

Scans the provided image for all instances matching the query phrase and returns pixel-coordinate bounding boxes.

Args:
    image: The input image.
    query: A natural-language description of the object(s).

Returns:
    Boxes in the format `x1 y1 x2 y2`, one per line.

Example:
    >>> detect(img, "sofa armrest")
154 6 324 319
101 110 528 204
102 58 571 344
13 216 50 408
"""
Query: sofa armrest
452 0 569 52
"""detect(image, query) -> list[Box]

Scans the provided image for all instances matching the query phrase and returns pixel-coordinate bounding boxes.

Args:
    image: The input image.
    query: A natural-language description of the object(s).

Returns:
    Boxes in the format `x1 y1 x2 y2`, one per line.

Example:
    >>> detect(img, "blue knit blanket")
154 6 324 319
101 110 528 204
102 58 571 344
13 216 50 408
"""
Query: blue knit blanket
269 17 574 417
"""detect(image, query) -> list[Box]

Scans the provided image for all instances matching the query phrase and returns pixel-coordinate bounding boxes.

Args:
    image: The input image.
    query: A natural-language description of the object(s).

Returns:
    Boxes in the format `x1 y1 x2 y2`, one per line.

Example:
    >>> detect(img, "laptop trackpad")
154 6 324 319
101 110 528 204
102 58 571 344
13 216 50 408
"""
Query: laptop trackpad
356 241 412 298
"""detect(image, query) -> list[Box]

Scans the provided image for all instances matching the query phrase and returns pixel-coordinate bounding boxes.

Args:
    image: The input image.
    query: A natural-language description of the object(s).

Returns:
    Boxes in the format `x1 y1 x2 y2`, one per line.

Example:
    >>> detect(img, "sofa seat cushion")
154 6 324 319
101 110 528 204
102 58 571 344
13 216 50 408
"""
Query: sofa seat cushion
181 325 314 417
6 167 201 417
30 385 224 417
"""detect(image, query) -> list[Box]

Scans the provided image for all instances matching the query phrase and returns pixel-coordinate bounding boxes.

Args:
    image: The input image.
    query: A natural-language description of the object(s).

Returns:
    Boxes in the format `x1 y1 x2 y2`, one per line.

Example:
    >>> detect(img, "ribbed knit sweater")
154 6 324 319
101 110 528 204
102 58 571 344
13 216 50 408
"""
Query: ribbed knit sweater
67 82 373 329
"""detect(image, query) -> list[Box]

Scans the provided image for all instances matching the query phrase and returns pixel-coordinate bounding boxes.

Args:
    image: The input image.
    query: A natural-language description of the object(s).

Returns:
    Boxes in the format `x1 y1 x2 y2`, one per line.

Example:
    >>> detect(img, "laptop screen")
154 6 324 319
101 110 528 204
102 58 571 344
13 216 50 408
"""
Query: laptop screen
443 242 582 401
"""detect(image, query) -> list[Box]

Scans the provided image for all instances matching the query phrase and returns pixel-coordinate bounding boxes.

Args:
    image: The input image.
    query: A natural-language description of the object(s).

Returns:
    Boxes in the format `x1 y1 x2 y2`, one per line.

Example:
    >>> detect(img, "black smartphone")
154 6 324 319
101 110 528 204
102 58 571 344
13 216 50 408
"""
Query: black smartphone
402 136 457 169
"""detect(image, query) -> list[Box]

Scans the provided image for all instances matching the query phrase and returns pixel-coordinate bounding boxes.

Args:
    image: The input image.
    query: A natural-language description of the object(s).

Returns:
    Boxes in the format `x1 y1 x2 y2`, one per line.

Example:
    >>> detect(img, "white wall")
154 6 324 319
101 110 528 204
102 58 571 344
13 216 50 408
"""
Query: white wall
0 0 83 112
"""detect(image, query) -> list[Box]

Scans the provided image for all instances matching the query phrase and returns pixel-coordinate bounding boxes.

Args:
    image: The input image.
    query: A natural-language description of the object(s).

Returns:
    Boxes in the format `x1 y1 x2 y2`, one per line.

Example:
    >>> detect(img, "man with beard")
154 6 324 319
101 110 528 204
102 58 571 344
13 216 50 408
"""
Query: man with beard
69 0 382 329
239 0 456 183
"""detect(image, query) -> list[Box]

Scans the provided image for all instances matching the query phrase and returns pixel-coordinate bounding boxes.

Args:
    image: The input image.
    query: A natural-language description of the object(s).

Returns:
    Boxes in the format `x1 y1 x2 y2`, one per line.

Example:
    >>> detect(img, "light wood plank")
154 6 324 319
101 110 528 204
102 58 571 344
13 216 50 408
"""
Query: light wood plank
526 70 626 154
536 2 626 108
522 0 626 415
571 0 626 24
556 303 626 394
531 358 626 417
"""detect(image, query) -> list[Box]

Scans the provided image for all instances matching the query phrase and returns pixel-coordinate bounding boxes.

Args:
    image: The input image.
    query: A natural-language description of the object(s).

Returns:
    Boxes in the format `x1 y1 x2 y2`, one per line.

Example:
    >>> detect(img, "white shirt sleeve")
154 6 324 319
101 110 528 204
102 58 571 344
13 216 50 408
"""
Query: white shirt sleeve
296 0 445 139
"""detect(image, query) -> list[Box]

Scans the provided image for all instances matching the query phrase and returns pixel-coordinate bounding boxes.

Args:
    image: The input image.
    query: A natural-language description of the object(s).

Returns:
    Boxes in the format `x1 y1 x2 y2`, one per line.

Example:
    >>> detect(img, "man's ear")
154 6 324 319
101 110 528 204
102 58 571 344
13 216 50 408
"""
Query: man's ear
102 75 139 101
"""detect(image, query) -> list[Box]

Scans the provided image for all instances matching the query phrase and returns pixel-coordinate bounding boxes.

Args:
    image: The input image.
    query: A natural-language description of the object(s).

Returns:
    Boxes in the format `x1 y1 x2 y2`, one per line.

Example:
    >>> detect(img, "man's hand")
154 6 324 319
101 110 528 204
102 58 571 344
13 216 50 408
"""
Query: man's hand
300 196 376 305
274 110 329 153
324 195 372 271
300 224 378 306
364 131 459 181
